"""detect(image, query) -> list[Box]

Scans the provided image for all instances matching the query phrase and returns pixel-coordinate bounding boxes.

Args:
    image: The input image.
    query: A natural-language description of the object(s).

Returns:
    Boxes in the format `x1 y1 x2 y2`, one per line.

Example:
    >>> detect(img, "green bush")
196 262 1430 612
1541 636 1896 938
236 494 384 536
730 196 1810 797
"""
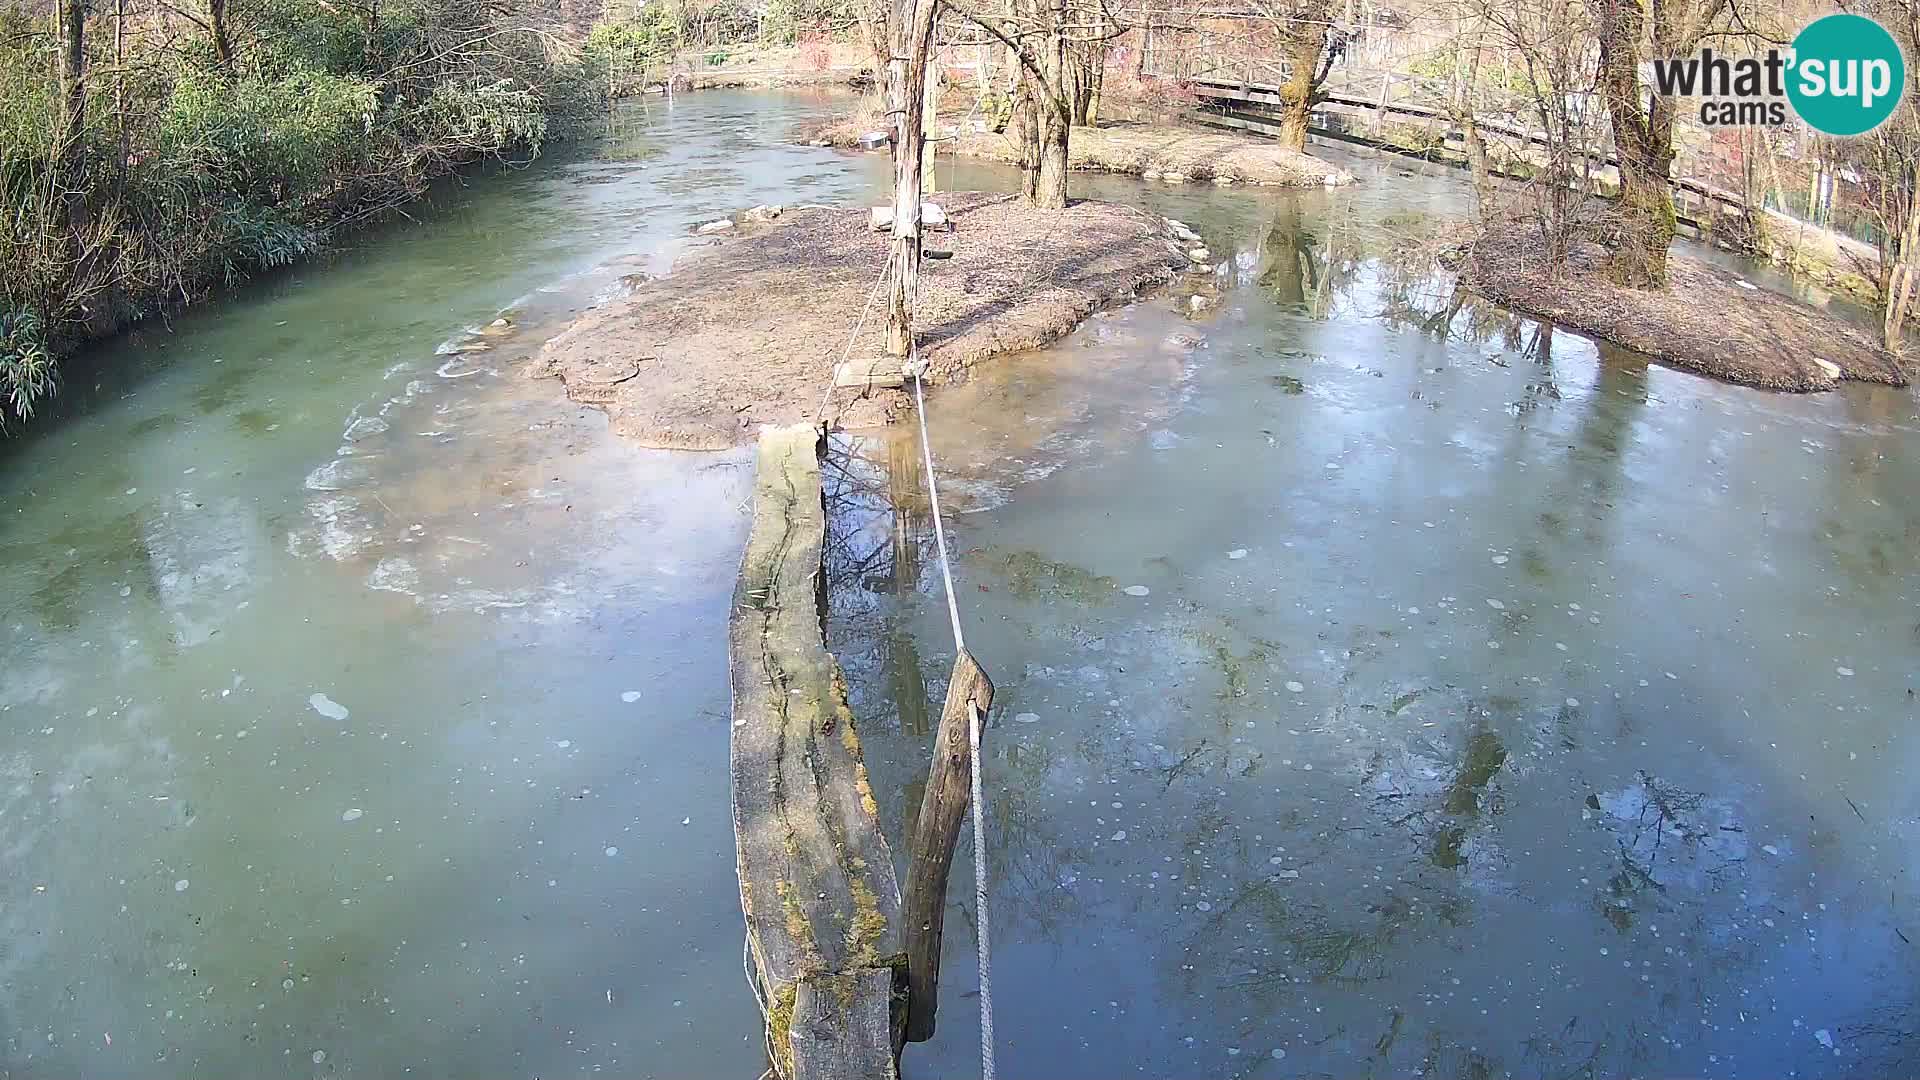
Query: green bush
0 0 608 426
587 3 686 94
0 310 52 425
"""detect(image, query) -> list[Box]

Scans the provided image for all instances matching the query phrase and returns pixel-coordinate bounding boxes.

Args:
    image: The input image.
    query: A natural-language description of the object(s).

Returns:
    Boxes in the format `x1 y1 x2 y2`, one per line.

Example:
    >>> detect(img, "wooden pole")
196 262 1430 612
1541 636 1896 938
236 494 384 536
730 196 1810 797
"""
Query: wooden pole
886 0 940 358
900 648 994 1043
924 53 940 195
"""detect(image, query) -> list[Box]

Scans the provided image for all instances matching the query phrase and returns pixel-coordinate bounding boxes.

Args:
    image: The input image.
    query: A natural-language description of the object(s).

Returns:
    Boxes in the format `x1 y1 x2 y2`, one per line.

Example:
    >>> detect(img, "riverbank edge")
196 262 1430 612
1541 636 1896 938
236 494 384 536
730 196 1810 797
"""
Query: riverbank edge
529 192 1209 448
1464 226 1908 392
18 131 603 436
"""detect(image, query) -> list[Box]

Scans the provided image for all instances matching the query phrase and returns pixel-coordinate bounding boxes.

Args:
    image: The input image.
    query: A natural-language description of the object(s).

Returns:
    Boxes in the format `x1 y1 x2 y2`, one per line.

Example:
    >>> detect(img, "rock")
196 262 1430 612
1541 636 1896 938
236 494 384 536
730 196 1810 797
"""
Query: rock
1162 171 1189 183
697 219 735 234
1165 218 1199 240
1189 295 1213 312
1187 247 1211 263
1213 175 1236 185
868 203 947 232
1811 356 1842 381
1142 170 1161 180
743 204 783 223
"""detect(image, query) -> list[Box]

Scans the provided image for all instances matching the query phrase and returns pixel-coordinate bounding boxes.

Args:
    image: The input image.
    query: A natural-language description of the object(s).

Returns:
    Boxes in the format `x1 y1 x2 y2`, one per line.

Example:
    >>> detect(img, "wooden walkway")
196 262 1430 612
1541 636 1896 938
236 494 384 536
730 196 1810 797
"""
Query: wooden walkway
1184 75 1751 234
731 425 904 1080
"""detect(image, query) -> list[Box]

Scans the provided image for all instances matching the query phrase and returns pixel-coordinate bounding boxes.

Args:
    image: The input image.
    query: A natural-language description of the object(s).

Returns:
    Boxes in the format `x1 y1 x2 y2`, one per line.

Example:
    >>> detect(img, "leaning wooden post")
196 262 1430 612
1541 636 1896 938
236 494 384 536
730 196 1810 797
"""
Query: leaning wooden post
900 648 994 1043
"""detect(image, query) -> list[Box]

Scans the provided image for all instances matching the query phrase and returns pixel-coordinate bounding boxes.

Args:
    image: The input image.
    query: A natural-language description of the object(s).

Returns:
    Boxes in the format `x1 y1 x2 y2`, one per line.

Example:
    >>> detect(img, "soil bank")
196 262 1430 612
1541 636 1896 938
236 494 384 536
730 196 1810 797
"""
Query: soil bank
800 115 1353 188
1465 225 1908 391
528 192 1202 448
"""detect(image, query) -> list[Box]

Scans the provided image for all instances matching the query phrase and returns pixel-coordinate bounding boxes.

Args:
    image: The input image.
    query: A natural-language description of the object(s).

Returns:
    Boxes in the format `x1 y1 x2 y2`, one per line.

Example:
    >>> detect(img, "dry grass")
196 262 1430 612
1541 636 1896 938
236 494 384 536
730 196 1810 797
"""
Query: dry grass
1465 225 1908 392
799 114 1353 188
528 192 1193 448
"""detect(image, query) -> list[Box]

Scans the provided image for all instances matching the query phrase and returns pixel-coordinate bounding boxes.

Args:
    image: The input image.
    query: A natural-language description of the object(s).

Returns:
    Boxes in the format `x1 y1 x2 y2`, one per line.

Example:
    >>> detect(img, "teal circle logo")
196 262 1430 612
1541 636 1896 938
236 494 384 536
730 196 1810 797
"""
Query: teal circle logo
1788 14 1905 136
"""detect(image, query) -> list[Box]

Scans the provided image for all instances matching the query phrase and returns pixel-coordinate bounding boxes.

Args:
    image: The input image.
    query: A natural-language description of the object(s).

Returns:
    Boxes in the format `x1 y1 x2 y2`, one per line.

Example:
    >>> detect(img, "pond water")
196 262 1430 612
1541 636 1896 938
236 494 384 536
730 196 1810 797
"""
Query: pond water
0 91 875 1077
2 88 1914 1079
834 160 1920 1076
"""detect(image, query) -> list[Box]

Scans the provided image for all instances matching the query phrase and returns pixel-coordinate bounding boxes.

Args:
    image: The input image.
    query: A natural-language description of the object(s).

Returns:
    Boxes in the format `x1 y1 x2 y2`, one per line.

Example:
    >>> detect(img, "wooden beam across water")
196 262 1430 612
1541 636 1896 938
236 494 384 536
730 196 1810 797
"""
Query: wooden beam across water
730 424 906 1080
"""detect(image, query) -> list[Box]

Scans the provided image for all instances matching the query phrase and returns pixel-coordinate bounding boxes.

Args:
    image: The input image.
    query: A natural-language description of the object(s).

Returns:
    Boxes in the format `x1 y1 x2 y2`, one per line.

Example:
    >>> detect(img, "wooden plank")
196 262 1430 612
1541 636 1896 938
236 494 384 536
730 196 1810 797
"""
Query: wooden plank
836 356 907 388
791 971 902 1080
900 649 994 1043
731 425 906 1080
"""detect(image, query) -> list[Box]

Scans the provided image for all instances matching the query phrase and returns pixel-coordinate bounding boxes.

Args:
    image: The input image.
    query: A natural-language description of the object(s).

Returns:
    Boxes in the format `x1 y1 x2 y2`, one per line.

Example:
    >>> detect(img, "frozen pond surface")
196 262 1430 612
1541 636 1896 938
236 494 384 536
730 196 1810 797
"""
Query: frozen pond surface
3 87 1916 1078
0 92 871 1078
833 161 1920 1077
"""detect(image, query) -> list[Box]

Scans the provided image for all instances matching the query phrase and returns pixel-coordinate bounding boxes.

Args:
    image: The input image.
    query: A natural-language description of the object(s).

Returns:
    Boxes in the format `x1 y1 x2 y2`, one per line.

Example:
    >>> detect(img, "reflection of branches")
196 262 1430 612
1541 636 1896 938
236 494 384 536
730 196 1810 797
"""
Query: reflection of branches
1150 739 1216 790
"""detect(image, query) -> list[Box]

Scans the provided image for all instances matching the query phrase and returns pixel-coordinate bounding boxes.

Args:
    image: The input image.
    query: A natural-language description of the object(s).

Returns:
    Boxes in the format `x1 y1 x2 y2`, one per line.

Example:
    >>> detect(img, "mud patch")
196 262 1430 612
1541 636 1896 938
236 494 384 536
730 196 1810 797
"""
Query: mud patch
1465 224 1907 391
529 193 1193 449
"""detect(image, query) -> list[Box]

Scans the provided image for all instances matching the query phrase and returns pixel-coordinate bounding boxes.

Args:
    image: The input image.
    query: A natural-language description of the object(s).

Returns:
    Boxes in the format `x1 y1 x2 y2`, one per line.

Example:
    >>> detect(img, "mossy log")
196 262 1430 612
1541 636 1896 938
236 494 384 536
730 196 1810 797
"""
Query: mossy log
730 424 906 1080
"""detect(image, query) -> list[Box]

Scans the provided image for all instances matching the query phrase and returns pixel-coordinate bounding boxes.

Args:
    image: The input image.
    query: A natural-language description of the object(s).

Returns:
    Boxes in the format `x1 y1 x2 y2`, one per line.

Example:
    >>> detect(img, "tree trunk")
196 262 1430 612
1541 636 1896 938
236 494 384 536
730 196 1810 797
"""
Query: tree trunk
1607 128 1677 286
1594 0 1677 287
114 0 127 165
1885 178 1920 350
208 0 235 71
885 0 940 358
1029 0 1070 207
1464 119 1494 217
1080 39 1104 126
1035 105 1069 207
1010 72 1040 202
57 0 85 154
1021 0 1067 208
1276 22 1329 153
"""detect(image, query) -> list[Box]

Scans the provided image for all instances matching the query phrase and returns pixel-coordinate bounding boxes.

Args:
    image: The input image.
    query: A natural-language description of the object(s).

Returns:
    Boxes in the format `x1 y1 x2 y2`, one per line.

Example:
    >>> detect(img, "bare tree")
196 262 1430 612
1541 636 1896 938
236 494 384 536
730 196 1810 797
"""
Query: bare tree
1842 0 1920 349
1250 0 1342 151
1591 0 1729 286
950 0 1104 207
1477 0 1599 272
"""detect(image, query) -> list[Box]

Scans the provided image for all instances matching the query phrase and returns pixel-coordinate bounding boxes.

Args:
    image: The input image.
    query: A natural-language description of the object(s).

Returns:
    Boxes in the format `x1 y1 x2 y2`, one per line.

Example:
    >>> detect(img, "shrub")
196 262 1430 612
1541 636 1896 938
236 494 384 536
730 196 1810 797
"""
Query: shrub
0 311 53 424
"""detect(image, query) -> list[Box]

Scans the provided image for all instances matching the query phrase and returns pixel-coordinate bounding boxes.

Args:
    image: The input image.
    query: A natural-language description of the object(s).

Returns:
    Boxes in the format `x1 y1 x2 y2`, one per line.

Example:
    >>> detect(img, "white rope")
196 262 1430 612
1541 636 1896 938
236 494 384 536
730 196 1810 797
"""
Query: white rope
815 252 897 424
910 367 967 654
743 930 779 1080
966 699 995 1080
909 366 994 1080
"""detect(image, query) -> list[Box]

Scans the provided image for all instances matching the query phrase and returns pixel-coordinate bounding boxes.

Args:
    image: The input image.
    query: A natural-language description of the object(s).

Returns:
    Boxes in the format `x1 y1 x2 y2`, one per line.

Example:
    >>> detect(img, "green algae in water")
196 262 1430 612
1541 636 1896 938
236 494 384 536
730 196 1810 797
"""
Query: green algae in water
1443 730 1507 817
1431 825 1468 869
967 546 1117 604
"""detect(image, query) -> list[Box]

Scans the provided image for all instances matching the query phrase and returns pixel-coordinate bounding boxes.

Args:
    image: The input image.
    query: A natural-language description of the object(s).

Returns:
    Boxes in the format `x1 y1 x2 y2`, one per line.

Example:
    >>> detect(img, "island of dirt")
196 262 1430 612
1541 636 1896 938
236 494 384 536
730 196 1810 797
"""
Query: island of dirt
528 192 1202 448
799 114 1353 188
1465 226 1908 392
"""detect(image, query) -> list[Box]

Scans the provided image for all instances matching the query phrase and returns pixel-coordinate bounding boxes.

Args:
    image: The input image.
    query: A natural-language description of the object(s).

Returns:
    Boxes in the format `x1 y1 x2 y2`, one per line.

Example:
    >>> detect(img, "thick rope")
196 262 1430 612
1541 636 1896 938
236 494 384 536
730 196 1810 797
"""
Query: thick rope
910 367 967 653
966 699 995 1080
909 365 993 1080
815 251 897 425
